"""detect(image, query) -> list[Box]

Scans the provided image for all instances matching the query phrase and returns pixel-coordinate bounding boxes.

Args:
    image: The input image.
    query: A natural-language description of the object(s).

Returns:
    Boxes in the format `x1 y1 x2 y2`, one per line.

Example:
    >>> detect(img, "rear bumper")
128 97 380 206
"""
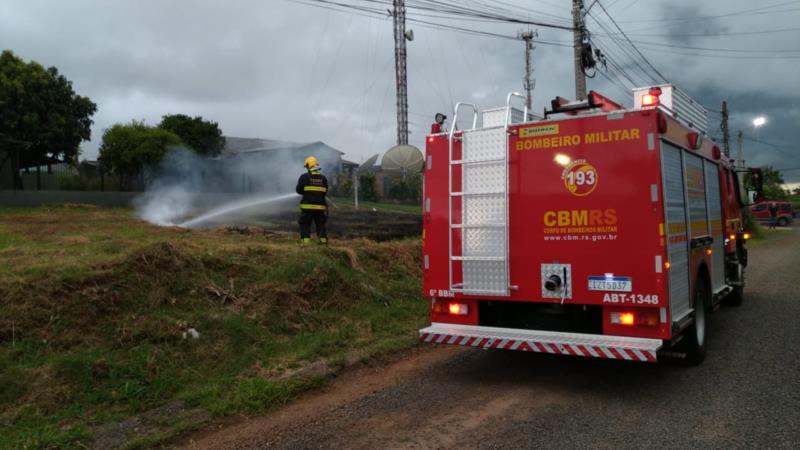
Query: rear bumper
419 323 662 363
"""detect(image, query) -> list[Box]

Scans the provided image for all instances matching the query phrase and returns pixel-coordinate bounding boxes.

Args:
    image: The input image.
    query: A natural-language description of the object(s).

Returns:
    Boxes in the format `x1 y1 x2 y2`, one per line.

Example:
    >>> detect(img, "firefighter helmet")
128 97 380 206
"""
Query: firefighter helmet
304 156 319 170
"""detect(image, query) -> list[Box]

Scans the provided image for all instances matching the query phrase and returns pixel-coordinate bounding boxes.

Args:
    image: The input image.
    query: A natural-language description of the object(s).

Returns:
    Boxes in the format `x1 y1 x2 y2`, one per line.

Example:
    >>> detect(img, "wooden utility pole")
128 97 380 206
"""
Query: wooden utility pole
721 101 730 157
572 0 587 101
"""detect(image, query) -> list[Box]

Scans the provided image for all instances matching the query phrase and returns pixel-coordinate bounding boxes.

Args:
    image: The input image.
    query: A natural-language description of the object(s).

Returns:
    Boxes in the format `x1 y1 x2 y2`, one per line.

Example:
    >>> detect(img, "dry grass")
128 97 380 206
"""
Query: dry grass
0 206 426 449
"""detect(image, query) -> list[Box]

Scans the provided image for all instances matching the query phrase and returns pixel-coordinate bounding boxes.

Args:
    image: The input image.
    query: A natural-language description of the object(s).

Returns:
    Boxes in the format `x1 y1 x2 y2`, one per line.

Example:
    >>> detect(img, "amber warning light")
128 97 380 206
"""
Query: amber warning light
611 311 659 326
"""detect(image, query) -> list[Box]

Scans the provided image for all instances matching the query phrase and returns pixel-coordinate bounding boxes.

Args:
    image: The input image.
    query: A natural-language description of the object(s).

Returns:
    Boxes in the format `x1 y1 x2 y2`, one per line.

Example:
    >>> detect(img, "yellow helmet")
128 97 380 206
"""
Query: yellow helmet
304 156 319 169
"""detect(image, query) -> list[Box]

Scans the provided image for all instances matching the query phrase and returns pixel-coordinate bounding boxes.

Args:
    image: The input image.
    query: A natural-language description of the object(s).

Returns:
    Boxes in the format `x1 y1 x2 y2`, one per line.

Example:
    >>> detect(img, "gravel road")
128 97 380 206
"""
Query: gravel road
184 226 799 449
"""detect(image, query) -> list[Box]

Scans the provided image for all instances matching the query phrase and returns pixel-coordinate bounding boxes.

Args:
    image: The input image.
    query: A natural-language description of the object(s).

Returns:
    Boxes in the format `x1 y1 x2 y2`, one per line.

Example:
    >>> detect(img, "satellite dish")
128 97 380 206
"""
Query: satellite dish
357 153 379 174
405 29 414 41
382 145 424 180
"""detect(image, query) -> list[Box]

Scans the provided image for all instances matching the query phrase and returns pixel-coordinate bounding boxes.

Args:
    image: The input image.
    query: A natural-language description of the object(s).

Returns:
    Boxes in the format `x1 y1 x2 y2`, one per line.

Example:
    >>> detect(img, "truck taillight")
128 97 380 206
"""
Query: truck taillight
448 303 469 315
611 311 659 326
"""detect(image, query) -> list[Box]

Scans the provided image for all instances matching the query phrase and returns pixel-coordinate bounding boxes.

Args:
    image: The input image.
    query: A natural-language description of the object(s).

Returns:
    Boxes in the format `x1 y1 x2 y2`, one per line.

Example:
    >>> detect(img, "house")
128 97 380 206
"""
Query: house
218 137 346 193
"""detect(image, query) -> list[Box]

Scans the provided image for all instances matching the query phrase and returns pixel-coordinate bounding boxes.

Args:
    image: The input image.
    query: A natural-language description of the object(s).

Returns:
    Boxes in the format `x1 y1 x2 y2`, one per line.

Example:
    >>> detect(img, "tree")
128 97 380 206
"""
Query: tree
0 50 96 166
358 173 378 202
389 173 422 204
99 121 181 190
745 165 787 201
158 114 224 156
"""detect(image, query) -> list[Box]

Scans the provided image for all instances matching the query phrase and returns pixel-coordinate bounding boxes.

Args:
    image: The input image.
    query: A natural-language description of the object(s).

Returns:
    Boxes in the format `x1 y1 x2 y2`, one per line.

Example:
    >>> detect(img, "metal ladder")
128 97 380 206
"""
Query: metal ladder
448 93 527 296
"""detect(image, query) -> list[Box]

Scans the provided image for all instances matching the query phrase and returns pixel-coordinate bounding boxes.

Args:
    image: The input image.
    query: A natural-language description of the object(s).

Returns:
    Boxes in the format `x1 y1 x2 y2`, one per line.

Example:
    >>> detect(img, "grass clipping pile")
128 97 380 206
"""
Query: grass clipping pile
0 207 425 449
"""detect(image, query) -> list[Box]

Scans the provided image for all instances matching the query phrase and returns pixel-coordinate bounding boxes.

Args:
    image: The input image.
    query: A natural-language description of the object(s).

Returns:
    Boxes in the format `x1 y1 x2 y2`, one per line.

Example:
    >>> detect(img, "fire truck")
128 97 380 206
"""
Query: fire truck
420 85 750 364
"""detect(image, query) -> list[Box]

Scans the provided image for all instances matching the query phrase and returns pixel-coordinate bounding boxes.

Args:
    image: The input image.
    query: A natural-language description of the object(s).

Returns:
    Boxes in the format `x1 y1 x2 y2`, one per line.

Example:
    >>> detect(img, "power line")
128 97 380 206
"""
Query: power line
619 26 800 38
615 1 799 24
593 0 669 83
623 39 800 55
286 0 574 45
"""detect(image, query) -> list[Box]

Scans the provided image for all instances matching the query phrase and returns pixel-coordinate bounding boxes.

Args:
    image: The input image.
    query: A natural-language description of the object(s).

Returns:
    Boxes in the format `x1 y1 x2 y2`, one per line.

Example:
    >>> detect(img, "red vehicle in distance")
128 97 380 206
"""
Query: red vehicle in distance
751 201 794 227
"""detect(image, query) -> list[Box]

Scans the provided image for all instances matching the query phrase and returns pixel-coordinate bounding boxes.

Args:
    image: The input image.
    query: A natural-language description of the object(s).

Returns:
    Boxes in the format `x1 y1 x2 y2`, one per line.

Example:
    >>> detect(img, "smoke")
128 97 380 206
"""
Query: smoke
134 144 341 227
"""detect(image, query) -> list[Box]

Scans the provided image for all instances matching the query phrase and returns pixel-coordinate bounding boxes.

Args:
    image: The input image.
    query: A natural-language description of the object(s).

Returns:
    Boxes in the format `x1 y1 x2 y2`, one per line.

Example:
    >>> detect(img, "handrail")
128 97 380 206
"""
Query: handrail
503 92 527 296
449 102 479 138
505 92 528 129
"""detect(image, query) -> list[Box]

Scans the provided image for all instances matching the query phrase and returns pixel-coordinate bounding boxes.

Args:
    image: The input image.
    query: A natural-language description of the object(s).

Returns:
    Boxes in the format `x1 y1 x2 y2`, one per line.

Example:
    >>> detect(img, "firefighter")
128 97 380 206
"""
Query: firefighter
296 156 328 244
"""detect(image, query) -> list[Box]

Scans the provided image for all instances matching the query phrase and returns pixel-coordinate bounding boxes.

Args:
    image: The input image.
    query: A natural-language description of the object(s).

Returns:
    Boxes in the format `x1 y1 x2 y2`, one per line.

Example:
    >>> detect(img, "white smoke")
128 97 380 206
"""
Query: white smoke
137 184 196 226
134 145 340 227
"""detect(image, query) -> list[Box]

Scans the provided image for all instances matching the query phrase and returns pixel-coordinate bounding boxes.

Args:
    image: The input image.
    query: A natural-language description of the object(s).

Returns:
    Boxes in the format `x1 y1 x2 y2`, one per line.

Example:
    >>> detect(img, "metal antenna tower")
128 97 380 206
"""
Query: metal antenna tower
520 30 537 111
393 0 410 145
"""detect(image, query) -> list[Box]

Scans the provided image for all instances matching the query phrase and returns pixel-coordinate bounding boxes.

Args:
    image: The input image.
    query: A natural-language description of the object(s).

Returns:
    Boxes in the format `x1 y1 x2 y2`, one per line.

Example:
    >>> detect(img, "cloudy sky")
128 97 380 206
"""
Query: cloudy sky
1 0 798 181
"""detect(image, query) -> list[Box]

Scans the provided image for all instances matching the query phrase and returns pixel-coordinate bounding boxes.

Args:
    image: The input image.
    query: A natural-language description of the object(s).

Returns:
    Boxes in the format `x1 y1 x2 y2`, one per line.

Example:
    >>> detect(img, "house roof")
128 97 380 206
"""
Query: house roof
223 137 344 156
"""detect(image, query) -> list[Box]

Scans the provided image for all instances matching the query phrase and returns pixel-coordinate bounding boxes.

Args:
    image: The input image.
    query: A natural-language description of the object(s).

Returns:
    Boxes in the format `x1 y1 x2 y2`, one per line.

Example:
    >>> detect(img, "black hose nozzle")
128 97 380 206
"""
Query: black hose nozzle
545 274 562 291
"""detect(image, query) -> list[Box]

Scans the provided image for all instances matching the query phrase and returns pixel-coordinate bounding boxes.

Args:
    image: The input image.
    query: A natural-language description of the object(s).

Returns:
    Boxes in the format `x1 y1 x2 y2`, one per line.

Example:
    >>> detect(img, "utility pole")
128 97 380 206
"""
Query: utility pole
721 101 730 157
572 0 587 101
520 30 537 111
736 130 745 196
393 0 409 146
737 130 744 170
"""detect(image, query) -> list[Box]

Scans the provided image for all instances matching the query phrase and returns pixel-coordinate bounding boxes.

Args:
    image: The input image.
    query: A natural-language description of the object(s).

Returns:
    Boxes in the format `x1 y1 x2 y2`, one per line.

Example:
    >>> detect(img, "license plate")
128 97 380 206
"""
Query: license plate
588 276 632 292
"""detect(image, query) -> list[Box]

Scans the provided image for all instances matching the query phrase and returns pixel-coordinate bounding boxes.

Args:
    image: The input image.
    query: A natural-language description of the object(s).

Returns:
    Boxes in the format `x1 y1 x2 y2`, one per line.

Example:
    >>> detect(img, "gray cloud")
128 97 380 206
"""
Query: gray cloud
1 0 797 181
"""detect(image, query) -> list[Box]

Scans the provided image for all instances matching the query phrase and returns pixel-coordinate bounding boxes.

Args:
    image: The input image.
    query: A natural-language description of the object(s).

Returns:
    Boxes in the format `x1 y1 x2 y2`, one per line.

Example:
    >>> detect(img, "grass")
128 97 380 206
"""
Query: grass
0 206 426 449
330 197 422 215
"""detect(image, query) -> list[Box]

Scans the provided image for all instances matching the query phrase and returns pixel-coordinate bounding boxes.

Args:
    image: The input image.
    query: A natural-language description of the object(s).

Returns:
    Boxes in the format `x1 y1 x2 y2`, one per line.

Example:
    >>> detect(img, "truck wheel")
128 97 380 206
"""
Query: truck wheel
683 277 709 365
725 264 744 307
777 217 788 227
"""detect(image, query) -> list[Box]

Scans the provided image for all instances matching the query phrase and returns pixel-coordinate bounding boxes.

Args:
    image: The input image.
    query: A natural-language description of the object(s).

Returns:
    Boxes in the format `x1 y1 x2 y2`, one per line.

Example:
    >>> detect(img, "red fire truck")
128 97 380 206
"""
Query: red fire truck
420 85 750 364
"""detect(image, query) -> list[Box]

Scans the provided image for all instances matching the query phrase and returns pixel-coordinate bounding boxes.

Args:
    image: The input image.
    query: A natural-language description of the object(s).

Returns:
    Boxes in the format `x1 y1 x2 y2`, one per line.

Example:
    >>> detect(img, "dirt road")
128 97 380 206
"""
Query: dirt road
184 227 800 449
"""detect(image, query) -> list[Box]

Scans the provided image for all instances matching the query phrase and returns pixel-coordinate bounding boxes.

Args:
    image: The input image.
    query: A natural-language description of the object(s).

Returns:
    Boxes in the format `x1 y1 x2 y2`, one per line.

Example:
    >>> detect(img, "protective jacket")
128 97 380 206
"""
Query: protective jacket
296 171 328 210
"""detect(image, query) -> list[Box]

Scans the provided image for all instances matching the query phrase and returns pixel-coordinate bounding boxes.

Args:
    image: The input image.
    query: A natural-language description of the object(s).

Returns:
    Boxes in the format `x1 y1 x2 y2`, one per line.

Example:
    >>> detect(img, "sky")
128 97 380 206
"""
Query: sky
1 0 798 182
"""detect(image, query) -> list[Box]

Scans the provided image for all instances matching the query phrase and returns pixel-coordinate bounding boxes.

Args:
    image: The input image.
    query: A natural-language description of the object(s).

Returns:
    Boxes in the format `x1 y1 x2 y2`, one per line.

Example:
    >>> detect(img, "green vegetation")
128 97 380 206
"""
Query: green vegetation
745 165 790 201
331 197 422 215
158 114 224 157
0 206 426 449
98 121 182 190
0 50 97 166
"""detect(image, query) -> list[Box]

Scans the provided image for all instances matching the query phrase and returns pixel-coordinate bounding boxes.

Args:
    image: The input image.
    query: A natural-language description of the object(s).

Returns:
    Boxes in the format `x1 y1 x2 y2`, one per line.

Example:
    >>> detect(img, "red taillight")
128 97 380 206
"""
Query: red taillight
448 303 469 315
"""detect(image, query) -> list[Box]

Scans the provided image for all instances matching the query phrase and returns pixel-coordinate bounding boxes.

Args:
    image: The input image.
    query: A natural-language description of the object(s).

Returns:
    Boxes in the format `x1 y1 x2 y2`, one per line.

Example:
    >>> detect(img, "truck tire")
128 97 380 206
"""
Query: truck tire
683 277 709 365
725 264 744 307
777 217 788 227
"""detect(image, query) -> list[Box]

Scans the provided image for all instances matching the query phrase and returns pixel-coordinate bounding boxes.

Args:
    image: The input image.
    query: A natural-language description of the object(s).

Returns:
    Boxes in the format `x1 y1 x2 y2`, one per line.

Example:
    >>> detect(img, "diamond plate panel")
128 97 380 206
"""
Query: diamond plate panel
463 195 505 225
463 260 506 292
464 162 504 193
463 228 505 257
462 127 506 161
456 127 509 296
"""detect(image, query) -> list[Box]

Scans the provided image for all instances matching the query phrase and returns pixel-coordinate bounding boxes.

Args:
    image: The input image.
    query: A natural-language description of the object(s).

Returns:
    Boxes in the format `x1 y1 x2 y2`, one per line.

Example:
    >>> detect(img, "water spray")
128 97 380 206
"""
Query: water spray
178 193 298 228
